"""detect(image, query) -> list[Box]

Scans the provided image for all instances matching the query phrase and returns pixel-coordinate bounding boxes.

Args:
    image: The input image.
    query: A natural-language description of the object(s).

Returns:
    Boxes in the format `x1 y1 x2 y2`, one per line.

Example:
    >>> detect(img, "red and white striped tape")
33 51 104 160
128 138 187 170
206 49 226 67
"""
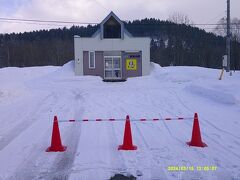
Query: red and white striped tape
58 117 192 123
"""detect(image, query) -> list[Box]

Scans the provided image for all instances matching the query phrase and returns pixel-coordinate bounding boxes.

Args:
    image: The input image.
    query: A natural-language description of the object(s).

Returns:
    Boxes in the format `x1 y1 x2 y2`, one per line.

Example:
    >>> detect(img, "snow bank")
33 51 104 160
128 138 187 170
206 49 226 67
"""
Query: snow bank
185 84 238 104
39 60 77 81
150 64 219 83
0 66 59 103
38 60 103 83
0 66 58 82
53 60 75 78
30 60 75 82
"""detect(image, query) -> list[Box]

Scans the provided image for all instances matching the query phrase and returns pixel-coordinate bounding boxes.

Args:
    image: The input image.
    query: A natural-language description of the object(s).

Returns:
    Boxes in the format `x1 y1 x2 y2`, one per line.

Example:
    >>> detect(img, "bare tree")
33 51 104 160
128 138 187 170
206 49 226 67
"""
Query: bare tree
213 17 226 37
231 18 240 42
213 17 240 42
167 12 194 25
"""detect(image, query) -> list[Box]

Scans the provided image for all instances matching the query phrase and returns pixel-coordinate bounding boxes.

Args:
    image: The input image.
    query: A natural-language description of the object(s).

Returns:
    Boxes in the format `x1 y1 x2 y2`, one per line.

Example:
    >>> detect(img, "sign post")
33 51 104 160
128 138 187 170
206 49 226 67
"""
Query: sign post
222 55 227 68
219 55 227 80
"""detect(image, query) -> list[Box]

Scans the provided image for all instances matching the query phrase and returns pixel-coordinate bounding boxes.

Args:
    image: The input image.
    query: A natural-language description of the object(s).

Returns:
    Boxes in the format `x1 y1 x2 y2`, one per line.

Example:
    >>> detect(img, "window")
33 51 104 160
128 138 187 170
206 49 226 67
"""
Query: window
89 51 95 68
103 16 121 39
105 57 112 69
104 56 121 79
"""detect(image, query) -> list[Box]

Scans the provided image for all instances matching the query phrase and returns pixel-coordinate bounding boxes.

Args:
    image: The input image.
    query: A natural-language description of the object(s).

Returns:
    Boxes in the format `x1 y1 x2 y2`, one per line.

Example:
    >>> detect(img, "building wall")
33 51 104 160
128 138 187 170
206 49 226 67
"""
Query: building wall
82 50 142 79
122 51 142 79
74 33 150 76
83 51 104 77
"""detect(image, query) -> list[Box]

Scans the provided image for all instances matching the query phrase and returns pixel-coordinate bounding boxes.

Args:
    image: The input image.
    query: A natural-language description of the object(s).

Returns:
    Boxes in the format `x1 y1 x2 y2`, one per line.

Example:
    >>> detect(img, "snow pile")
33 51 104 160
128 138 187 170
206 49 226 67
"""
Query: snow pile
38 60 102 83
0 66 58 103
151 65 219 83
0 66 57 82
185 84 238 104
53 60 75 78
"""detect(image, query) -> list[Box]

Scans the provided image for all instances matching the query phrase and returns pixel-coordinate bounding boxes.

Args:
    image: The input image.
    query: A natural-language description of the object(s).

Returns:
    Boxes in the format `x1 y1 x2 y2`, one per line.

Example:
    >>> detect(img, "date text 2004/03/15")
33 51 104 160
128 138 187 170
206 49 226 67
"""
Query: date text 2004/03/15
168 166 217 171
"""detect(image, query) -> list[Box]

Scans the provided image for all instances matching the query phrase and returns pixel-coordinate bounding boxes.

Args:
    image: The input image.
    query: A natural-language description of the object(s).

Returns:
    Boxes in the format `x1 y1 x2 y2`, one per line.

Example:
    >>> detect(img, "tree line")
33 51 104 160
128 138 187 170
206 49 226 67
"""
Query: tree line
0 18 239 70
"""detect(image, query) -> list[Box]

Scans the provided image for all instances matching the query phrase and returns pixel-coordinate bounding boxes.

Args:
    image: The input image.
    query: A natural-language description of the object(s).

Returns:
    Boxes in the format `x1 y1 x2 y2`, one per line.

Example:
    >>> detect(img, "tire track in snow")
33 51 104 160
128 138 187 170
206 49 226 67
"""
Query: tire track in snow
8 89 84 180
7 128 52 180
97 104 132 176
170 89 240 139
66 90 127 179
69 123 121 179
149 78 237 180
170 89 240 159
157 112 206 165
169 90 240 168
131 92 178 170
169 88 240 162
200 116 240 139
40 123 82 180
132 119 174 179
120 122 152 177
158 112 183 145
39 90 85 179
106 108 129 174
132 123 150 149
0 93 54 151
170 90 240 162
5 90 62 180
197 125 240 159
127 88 190 178
151 92 211 180
109 122 128 173
104 106 147 178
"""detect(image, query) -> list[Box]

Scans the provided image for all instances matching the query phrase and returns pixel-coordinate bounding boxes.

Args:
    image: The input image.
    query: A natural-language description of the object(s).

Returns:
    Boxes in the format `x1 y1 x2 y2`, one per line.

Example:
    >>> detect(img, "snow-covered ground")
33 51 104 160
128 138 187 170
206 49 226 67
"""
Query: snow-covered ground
0 61 240 180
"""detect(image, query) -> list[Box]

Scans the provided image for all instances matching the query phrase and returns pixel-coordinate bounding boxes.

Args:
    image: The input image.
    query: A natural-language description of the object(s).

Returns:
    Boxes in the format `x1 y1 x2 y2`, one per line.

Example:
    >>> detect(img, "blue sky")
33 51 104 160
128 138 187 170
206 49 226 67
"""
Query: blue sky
1 0 29 13
0 0 239 33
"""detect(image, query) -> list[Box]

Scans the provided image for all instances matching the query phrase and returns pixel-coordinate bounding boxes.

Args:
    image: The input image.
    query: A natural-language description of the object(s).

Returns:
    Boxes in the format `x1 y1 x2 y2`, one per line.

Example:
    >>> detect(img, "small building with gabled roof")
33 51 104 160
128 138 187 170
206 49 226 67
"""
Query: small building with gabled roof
74 11 150 80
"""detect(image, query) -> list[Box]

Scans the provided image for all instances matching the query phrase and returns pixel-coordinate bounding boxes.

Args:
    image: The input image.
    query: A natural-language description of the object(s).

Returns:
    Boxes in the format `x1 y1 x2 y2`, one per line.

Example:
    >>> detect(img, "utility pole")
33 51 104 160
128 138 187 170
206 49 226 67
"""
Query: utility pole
226 0 231 74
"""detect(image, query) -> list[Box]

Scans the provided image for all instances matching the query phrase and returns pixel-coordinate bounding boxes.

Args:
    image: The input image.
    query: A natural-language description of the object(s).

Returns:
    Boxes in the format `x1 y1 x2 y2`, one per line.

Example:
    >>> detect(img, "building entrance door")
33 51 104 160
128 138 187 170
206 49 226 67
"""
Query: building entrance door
104 56 122 79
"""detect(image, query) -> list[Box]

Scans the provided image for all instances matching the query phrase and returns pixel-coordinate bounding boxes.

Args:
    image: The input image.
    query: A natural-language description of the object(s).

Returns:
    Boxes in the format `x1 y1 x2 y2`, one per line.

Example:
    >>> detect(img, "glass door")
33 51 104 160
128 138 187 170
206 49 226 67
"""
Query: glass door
104 56 121 79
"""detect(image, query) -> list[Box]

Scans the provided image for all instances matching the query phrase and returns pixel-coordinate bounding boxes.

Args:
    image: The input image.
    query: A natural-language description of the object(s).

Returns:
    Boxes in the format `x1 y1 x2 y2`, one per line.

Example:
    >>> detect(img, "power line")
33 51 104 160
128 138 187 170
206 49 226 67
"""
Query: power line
0 20 66 27
204 10 226 24
0 17 98 25
0 20 235 31
91 0 109 12
0 17 239 33
1 17 240 26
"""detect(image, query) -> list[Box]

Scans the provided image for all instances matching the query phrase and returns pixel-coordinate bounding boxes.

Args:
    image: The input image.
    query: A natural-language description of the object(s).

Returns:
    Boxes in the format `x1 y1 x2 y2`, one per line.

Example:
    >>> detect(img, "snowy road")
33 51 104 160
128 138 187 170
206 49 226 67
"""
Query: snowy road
0 62 240 180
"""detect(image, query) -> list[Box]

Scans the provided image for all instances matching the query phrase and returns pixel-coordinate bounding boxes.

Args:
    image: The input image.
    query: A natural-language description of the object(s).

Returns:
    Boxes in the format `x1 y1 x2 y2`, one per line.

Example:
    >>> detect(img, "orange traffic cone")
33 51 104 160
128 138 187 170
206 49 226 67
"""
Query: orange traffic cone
46 116 67 152
187 113 207 147
118 115 137 150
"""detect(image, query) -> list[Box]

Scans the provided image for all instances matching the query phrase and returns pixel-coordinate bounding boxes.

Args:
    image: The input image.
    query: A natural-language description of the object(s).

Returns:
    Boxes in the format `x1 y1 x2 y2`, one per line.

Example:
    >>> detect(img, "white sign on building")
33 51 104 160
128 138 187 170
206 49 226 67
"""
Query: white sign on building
222 55 227 67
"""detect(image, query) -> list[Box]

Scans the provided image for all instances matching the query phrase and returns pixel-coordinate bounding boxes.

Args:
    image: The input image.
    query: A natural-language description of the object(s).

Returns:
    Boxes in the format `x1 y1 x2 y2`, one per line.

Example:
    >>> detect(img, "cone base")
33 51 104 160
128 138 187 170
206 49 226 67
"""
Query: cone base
118 145 137 150
186 141 207 148
46 145 67 152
